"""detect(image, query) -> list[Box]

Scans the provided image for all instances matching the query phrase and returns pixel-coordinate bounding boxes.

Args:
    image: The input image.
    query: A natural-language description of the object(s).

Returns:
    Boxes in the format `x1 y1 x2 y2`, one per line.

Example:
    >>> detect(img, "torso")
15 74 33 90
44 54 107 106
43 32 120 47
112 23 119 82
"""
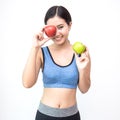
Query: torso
40 42 78 108
41 88 77 108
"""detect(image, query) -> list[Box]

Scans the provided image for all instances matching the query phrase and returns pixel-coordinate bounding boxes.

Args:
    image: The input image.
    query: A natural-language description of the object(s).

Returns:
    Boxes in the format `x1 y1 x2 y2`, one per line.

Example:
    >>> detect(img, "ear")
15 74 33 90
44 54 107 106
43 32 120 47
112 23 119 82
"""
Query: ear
68 22 72 31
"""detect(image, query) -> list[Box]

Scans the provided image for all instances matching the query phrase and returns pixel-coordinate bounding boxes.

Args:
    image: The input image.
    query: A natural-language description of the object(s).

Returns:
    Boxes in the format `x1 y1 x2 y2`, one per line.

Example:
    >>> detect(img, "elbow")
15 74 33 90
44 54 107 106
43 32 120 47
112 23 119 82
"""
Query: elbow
22 76 35 88
78 80 91 94
22 81 33 88
79 87 90 94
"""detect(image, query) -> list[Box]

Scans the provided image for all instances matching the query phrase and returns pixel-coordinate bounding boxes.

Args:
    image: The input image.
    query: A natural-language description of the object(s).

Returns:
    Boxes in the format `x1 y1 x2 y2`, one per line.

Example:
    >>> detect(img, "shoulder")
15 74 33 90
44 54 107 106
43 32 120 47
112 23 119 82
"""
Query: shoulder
37 47 45 68
38 46 49 68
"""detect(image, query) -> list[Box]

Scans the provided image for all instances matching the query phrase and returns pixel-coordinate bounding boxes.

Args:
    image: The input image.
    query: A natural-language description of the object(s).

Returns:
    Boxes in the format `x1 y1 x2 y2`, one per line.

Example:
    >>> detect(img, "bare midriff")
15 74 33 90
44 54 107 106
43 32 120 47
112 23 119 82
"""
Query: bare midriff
41 88 77 109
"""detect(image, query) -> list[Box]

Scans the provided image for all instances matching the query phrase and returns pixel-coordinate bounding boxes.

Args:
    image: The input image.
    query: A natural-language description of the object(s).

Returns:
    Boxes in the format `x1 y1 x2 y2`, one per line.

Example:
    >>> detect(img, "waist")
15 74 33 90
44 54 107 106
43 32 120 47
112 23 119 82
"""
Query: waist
44 83 78 88
41 88 77 108
38 102 78 117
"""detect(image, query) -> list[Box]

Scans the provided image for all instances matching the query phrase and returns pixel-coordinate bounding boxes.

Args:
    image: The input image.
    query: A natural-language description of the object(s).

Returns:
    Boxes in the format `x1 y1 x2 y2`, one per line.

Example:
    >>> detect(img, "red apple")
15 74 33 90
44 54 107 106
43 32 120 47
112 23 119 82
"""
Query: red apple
44 25 56 37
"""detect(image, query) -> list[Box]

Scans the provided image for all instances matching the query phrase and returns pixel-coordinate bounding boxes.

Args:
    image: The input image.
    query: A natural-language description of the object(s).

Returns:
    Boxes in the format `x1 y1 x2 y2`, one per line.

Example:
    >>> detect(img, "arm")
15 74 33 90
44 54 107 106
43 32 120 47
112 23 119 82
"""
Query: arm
22 47 41 88
22 31 50 88
76 47 91 93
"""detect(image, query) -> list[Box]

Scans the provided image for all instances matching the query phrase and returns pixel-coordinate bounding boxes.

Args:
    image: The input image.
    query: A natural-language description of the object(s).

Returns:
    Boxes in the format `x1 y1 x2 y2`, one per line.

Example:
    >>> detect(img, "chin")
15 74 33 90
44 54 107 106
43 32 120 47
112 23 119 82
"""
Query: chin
54 38 62 44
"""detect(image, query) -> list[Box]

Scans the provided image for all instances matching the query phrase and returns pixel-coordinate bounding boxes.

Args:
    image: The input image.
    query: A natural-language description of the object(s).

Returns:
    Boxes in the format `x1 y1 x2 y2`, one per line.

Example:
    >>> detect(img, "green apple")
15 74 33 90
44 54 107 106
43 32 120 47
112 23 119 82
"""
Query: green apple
72 41 86 55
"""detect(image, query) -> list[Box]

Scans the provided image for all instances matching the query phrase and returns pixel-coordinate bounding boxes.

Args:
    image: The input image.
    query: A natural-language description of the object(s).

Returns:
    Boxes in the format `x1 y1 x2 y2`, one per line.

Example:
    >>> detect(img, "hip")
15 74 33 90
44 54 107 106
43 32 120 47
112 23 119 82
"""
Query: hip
35 102 80 120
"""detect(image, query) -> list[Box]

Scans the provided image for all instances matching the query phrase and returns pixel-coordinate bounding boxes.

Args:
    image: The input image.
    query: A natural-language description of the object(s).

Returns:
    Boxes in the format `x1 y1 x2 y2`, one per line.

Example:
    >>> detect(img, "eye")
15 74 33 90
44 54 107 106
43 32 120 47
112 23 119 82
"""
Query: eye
58 25 64 30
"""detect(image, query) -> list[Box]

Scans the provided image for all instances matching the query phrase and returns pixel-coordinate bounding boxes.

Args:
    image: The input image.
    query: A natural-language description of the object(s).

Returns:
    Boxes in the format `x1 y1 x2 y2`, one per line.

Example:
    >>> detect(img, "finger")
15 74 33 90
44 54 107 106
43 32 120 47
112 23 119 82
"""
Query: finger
37 32 44 40
37 37 50 46
82 46 90 58
80 56 86 62
75 53 84 62
41 25 48 32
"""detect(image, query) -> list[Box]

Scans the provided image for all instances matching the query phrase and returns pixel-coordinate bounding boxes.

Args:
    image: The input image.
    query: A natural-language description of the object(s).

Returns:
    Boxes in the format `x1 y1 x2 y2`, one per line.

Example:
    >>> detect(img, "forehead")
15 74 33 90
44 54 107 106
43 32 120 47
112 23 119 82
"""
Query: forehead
46 16 66 26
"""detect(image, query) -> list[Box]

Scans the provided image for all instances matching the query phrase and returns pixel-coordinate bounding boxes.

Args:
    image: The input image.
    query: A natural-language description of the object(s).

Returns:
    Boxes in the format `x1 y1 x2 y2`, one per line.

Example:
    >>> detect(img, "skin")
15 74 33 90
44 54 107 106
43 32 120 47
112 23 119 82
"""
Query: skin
22 16 91 108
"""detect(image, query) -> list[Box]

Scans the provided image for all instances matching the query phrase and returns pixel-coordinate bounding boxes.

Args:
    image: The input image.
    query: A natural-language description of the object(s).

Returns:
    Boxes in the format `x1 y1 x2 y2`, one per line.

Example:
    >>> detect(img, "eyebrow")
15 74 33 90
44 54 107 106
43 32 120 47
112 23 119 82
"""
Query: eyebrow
57 24 64 27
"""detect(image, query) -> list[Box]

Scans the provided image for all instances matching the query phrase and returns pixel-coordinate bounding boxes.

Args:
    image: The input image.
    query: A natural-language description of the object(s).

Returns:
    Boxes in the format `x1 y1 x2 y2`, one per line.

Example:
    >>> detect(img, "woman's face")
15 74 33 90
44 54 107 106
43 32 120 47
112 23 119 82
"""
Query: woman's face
46 16 72 45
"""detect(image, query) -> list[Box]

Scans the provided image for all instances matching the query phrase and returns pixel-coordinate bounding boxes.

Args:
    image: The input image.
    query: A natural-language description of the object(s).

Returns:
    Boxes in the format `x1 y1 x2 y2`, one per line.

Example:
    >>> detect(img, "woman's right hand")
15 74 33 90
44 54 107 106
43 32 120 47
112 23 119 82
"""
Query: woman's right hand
32 30 50 48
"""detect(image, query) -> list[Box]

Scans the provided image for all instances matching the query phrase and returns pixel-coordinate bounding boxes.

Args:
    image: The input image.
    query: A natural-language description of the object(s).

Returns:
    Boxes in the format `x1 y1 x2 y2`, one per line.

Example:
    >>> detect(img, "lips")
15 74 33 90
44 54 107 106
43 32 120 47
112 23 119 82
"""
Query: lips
54 35 63 40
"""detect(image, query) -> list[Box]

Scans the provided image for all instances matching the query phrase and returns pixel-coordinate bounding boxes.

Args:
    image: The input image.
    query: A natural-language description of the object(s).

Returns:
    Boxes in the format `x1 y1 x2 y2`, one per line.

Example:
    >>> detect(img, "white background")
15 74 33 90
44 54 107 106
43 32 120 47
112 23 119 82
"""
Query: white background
0 0 120 120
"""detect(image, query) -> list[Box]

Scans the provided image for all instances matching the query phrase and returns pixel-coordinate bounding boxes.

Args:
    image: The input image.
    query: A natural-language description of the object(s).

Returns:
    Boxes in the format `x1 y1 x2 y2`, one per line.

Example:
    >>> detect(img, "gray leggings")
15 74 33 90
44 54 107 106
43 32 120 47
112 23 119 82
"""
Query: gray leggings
35 102 81 120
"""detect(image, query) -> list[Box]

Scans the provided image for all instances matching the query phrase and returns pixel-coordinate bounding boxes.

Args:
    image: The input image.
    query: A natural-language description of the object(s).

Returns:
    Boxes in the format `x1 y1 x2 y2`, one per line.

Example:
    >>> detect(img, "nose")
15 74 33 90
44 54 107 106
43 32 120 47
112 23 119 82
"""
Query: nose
55 27 61 36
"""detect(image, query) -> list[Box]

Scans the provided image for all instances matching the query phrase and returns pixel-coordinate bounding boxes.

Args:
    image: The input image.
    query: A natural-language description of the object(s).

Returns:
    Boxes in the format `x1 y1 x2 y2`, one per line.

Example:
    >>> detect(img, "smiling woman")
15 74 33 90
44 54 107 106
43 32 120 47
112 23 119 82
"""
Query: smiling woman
22 5 91 120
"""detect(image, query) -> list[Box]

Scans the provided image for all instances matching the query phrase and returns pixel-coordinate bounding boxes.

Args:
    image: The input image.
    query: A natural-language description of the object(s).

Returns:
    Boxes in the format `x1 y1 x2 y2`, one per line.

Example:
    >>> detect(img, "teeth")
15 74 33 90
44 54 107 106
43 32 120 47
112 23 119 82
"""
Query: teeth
55 35 62 39
55 36 60 38
52 35 62 40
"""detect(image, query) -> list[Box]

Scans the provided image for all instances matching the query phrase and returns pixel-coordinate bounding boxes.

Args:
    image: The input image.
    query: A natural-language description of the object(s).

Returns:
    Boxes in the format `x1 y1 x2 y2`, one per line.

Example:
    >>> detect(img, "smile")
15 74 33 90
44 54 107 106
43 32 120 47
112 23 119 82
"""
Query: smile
54 35 63 40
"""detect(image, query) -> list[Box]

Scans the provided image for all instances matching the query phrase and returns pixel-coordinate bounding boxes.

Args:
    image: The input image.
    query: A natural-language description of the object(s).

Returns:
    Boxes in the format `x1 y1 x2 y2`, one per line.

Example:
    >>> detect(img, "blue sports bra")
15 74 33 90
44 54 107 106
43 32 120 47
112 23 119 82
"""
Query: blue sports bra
41 47 79 89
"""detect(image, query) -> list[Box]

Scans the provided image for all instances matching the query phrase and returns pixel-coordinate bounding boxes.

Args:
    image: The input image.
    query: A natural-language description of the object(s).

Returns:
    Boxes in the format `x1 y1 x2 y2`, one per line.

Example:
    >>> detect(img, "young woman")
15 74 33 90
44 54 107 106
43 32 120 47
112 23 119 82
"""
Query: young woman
22 5 91 120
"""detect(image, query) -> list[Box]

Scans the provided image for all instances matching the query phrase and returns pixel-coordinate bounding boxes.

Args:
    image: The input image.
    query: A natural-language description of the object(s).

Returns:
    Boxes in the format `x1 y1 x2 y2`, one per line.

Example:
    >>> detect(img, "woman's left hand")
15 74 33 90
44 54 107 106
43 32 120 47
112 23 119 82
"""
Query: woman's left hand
75 47 91 71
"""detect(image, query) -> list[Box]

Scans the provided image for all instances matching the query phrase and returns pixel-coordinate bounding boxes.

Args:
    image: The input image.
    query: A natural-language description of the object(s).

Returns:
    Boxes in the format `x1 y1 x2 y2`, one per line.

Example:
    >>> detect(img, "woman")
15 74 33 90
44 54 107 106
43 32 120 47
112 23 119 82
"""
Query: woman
22 5 91 120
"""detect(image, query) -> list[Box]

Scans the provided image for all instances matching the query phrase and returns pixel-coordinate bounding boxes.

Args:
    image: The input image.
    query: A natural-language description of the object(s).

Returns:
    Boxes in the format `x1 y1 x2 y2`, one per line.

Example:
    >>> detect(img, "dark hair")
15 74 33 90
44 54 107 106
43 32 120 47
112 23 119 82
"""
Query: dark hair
44 6 72 25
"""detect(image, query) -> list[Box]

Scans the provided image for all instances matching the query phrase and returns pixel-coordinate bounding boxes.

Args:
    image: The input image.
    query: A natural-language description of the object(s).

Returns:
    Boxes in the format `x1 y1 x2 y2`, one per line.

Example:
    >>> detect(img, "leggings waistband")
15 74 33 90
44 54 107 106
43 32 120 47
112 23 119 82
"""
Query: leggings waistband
38 102 78 117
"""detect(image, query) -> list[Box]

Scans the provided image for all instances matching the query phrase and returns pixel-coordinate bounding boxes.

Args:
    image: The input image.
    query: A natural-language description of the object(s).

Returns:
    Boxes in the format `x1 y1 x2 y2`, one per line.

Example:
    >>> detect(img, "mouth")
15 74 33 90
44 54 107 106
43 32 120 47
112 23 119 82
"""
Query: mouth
53 35 63 41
